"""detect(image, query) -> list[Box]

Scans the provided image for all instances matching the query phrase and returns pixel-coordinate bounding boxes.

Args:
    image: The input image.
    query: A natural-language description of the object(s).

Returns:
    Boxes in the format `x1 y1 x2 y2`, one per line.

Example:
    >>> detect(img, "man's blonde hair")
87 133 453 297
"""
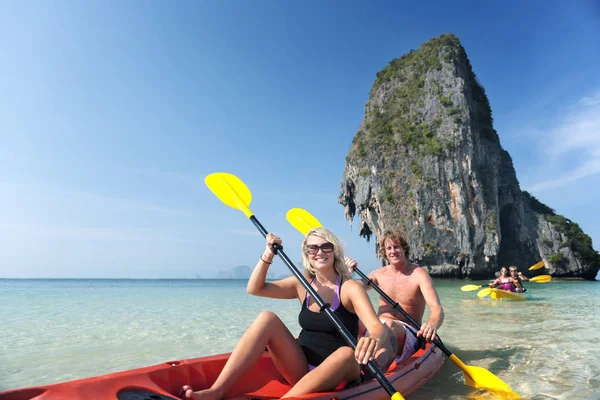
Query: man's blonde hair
378 228 410 261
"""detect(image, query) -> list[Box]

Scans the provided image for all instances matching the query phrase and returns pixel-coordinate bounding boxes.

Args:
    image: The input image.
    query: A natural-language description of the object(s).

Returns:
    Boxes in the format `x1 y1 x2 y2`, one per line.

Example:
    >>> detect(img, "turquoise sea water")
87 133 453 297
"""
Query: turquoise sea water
1 278 599 399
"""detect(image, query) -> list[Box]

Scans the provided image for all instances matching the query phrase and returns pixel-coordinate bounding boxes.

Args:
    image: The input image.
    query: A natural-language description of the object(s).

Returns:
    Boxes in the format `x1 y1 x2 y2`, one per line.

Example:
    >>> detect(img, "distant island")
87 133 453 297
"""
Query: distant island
214 265 293 280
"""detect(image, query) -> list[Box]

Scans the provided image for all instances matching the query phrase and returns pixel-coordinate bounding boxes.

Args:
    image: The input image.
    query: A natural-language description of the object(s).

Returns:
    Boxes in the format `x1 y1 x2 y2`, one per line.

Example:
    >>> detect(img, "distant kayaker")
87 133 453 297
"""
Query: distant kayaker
181 228 391 400
489 266 520 292
344 228 445 373
509 265 529 292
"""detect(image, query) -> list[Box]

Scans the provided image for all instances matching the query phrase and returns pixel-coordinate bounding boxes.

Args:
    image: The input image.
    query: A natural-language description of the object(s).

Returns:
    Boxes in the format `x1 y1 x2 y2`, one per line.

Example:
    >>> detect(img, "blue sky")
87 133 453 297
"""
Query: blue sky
1 1 599 278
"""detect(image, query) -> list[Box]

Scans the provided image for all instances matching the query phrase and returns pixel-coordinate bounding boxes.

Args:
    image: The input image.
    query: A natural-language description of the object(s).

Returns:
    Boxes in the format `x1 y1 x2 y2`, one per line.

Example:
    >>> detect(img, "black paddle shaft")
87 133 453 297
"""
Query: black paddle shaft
249 216 398 396
354 267 452 357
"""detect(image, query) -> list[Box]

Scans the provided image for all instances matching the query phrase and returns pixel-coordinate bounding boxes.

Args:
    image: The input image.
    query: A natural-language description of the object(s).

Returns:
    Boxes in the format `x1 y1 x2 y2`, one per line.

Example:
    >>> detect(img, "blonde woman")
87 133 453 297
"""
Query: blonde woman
181 228 388 400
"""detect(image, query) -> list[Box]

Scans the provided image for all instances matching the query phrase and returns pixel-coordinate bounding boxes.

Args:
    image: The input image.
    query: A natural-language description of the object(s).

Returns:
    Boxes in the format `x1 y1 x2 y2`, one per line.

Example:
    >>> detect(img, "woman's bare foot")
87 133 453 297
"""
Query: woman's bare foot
180 385 223 400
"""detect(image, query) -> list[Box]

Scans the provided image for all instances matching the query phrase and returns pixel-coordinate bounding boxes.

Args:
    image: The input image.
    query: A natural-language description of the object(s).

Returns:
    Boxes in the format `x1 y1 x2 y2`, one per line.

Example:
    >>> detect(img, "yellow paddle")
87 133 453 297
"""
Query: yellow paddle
529 261 545 271
205 173 405 400
530 275 552 283
477 288 492 298
461 284 483 292
285 207 520 399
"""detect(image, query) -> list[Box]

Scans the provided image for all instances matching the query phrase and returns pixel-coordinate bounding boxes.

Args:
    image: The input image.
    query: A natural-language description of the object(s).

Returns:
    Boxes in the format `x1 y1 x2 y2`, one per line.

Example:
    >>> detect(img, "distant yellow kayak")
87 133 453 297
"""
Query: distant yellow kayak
490 288 530 301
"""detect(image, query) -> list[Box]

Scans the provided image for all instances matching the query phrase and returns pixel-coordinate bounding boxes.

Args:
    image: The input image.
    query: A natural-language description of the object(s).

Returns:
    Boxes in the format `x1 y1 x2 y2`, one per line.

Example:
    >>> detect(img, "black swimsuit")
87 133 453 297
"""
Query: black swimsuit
297 277 359 367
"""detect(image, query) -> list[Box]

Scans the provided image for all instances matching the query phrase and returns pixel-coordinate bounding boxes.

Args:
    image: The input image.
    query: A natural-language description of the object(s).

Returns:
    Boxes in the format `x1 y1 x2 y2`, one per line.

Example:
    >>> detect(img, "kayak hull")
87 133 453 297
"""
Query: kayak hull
0 343 444 400
490 288 529 301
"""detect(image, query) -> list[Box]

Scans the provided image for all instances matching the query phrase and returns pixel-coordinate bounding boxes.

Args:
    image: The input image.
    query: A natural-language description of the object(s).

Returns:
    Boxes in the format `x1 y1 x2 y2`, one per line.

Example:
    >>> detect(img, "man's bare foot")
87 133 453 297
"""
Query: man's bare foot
180 385 223 400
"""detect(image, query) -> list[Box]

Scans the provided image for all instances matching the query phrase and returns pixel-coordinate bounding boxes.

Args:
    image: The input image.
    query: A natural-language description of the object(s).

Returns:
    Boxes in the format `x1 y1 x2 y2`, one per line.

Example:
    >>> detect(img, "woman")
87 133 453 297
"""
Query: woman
489 266 520 292
181 228 389 399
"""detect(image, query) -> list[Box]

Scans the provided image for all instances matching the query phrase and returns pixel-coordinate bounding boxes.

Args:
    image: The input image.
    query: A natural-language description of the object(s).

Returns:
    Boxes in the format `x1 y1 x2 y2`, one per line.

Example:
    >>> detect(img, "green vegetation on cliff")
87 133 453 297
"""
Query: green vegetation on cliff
370 34 453 95
545 214 599 267
349 33 498 167
548 252 565 265
523 191 599 269
523 191 555 215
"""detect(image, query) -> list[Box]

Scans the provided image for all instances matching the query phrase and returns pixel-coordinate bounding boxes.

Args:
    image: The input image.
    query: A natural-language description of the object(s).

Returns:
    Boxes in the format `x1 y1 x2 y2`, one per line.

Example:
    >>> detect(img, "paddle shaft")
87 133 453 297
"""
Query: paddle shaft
249 216 400 398
353 267 456 359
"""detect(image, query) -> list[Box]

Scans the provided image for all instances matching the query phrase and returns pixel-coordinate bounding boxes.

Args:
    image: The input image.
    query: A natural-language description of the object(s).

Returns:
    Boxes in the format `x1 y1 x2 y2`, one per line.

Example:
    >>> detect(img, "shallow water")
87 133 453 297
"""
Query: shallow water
1 278 599 399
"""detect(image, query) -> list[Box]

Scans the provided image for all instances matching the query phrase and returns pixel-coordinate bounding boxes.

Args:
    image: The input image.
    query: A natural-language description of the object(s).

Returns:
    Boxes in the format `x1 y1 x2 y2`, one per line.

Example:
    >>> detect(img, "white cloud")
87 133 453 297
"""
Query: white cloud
528 89 600 191
579 91 600 107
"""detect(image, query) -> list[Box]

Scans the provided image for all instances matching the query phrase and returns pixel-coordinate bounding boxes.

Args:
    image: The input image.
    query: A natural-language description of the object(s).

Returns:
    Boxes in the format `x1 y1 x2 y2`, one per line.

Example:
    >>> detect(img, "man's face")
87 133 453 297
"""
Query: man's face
384 239 406 265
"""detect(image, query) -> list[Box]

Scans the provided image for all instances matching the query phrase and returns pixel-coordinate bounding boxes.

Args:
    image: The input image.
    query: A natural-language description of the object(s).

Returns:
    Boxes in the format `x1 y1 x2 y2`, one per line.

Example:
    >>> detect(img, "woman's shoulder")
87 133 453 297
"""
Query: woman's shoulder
341 277 357 286
340 278 366 296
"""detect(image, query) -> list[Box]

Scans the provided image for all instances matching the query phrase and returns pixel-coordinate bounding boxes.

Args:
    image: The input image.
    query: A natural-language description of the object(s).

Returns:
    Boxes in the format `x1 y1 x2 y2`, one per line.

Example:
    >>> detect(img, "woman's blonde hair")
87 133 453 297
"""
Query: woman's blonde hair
301 227 351 281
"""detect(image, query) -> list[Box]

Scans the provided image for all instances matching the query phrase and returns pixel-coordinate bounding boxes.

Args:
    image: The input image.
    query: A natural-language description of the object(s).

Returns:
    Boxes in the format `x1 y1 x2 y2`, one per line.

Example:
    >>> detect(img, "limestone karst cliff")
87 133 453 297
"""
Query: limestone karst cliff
340 34 599 280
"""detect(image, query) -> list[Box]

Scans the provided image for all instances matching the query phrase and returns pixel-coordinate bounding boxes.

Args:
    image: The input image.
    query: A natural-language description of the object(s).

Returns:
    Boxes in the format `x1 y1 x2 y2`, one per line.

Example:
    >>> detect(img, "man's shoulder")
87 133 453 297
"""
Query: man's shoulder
410 264 434 281
409 263 425 274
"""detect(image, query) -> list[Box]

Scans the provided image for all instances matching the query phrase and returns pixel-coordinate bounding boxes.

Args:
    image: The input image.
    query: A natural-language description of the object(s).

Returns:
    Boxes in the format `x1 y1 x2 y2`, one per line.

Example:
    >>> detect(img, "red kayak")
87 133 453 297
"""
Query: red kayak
1 343 443 400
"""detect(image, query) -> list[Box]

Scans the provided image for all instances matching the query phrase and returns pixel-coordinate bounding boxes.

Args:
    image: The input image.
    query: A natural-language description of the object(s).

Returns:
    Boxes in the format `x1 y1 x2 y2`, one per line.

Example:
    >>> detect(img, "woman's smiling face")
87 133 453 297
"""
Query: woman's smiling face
305 235 335 271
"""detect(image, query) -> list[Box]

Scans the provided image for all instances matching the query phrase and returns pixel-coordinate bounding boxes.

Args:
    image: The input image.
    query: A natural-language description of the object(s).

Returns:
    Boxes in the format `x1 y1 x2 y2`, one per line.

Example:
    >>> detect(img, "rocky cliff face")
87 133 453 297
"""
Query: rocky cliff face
340 34 599 280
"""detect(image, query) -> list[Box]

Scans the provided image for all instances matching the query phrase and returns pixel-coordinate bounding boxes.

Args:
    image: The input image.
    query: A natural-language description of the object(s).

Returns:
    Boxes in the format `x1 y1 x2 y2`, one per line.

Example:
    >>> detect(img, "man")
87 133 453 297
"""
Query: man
345 228 444 370
509 265 529 292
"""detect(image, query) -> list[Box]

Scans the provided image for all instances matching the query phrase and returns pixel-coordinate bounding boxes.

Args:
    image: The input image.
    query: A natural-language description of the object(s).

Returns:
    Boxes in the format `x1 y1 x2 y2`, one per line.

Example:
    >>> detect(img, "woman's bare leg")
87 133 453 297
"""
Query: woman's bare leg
182 311 307 400
281 346 360 398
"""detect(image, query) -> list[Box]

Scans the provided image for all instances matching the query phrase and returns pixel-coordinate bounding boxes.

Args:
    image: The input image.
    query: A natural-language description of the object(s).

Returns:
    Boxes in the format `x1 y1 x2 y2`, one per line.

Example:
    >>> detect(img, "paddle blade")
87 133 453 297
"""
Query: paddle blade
462 365 520 398
530 275 552 283
286 208 323 235
448 355 520 398
529 261 545 271
477 288 491 298
205 173 253 218
461 284 483 292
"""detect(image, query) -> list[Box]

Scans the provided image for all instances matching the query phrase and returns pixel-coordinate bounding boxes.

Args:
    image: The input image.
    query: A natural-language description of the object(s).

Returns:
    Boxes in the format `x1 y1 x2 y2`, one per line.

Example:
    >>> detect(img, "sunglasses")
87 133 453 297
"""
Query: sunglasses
305 242 335 255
